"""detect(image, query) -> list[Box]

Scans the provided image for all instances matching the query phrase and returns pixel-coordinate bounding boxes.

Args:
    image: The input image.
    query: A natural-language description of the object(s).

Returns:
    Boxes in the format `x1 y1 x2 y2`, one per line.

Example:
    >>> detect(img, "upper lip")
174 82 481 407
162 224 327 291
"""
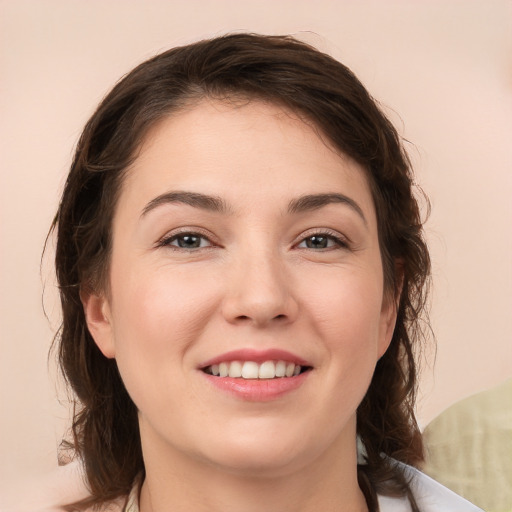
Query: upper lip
199 348 311 369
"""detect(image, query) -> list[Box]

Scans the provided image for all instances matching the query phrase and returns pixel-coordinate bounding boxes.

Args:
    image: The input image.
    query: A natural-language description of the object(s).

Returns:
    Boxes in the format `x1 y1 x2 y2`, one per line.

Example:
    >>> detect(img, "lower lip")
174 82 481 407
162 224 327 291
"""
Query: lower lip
201 371 310 402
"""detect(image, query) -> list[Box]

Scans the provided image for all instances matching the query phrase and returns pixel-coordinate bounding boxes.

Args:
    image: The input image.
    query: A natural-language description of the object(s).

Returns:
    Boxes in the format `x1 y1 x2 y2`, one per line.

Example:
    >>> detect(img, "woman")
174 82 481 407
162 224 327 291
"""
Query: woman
46 34 480 511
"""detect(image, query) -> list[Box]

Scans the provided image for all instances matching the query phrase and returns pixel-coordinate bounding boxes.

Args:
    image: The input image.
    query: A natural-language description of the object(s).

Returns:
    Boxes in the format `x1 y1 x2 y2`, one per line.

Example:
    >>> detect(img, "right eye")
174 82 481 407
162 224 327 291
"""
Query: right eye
159 232 213 250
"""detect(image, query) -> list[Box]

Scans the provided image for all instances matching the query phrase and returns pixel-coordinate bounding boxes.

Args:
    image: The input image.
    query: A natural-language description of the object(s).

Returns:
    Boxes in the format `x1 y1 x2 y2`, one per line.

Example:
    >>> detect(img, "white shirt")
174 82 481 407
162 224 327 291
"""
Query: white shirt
378 463 484 512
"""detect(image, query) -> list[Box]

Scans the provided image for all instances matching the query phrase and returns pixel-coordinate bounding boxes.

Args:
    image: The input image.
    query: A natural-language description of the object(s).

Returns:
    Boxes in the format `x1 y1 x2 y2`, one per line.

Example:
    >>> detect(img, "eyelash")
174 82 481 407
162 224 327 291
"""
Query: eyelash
156 229 349 252
296 230 349 251
156 230 216 251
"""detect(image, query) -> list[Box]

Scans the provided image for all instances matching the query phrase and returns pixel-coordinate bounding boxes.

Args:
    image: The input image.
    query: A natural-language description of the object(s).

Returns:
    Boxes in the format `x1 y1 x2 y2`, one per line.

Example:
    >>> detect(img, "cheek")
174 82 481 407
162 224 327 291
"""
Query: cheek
112 263 218 343
304 266 385 383
107 264 220 398
306 267 385 338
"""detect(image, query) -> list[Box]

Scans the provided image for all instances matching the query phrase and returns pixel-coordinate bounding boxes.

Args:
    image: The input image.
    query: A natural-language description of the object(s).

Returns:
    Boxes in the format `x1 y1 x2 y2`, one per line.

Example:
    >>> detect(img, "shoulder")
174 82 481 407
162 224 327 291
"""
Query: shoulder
378 463 484 512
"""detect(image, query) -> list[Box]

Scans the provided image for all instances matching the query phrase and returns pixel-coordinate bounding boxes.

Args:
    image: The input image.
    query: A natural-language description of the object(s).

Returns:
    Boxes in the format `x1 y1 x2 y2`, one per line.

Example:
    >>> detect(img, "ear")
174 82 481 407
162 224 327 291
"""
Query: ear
378 262 404 358
80 288 116 359
378 293 399 358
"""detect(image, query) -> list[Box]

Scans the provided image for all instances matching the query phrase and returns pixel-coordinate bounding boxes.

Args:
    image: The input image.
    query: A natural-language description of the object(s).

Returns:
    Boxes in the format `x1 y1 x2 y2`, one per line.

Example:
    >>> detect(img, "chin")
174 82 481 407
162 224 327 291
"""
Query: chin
207 447 306 478
196 425 323 478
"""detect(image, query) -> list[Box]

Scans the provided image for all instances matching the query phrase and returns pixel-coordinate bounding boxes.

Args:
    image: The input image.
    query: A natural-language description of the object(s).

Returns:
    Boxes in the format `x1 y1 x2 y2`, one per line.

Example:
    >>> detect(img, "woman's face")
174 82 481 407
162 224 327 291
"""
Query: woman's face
84 99 396 477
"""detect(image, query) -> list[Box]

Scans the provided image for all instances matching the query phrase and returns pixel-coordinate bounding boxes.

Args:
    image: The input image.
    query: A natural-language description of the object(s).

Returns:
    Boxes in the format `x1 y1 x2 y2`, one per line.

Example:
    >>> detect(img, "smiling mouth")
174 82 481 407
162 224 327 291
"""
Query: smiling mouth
202 360 312 379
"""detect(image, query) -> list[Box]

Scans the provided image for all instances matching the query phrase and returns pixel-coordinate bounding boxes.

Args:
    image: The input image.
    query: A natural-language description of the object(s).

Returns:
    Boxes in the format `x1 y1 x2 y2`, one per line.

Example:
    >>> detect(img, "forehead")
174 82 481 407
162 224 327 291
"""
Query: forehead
118 98 376 220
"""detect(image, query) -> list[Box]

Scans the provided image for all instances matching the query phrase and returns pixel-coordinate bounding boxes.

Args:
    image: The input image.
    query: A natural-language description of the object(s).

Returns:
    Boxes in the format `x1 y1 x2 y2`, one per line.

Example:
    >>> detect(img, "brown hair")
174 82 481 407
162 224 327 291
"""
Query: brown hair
52 33 431 509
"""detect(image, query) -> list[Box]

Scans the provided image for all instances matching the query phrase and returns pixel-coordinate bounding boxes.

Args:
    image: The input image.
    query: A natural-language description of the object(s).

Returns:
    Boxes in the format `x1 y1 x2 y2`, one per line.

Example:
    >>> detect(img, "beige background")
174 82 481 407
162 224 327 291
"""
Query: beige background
1 0 511 485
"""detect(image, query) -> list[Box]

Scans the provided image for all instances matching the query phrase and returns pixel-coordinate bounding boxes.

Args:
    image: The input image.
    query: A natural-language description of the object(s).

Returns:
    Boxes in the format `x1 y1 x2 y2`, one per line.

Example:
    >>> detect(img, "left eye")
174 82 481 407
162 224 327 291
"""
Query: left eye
163 233 212 249
297 234 343 250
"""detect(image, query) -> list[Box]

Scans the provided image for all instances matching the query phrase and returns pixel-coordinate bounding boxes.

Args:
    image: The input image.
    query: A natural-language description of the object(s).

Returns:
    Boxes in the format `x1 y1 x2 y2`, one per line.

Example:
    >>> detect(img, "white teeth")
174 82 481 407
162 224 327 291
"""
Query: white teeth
206 360 307 379
241 361 259 379
219 362 229 377
228 361 243 378
275 360 286 377
258 361 276 379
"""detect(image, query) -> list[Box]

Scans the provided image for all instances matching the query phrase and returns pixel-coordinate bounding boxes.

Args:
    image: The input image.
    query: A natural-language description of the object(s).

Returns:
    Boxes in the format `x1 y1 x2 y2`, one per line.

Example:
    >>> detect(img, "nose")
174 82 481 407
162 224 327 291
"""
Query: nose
221 248 299 327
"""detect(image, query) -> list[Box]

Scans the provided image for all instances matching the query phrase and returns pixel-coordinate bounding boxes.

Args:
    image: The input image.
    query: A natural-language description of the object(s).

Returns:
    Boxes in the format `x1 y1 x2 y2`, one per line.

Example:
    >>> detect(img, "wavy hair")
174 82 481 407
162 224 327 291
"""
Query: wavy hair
52 33 431 510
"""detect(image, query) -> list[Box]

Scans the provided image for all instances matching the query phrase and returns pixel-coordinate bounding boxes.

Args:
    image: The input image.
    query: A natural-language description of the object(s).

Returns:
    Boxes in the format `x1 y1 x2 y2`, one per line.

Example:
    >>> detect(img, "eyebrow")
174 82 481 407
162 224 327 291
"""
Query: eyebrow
141 190 367 225
287 193 367 226
141 191 229 217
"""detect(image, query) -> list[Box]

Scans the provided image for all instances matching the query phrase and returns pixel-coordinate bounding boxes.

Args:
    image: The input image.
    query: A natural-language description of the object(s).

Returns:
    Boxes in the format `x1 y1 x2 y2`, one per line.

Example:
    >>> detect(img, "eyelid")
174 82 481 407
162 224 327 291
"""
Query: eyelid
294 228 351 249
155 227 219 249
154 226 350 250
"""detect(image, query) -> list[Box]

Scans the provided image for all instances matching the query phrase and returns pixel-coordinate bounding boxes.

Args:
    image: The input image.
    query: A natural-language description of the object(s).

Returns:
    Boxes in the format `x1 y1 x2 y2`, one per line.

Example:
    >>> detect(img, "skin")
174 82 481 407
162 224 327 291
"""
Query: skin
83 99 397 512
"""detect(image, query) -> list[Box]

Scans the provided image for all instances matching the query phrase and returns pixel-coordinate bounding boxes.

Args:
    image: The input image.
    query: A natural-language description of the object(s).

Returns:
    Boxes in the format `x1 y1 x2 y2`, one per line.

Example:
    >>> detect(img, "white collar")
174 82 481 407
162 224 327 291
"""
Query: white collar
378 463 484 512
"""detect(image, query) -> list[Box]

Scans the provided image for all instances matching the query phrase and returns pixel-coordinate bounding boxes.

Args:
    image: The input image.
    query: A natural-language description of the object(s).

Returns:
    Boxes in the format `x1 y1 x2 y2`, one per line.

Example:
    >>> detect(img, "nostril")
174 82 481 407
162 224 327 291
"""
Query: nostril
233 313 287 325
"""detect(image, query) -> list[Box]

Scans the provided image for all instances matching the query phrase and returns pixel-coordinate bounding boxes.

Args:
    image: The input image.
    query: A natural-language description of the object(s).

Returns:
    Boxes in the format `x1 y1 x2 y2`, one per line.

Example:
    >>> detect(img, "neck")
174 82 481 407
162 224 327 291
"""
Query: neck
138 421 368 512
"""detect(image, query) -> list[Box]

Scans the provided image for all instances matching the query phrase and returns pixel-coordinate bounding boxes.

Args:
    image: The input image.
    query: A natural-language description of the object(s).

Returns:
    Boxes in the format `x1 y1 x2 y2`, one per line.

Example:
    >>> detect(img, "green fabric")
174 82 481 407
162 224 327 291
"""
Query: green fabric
422 378 512 512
